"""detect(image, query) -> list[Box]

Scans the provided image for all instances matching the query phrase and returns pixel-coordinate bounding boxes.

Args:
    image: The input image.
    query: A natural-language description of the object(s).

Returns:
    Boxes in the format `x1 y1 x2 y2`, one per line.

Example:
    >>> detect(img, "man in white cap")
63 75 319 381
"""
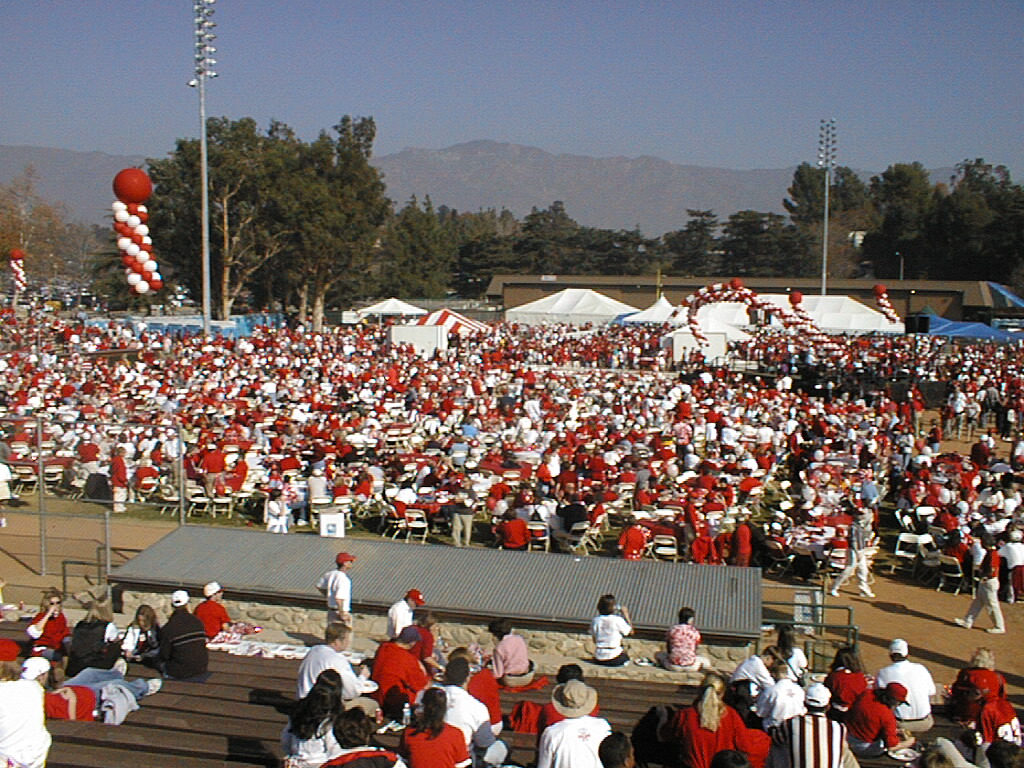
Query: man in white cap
874 639 936 732
537 680 611 768
774 683 852 768
0 657 51 768
194 581 232 639
159 590 209 680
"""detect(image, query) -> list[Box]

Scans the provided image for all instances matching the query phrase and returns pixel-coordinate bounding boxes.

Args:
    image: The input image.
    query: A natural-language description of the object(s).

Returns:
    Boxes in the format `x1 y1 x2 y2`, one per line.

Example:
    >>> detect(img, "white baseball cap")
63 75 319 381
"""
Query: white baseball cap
171 589 190 607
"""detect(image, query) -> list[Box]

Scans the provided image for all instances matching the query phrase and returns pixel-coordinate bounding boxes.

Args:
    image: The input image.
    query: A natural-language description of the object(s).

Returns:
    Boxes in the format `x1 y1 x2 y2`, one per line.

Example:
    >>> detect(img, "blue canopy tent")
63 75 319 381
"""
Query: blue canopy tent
924 313 1021 342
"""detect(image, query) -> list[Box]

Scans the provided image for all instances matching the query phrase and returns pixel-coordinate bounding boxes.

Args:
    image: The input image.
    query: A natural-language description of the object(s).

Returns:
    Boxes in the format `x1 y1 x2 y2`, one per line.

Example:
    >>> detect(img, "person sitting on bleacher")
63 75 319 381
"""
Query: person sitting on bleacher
194 581 233 639
370 626 430 723
282 669 345 768
322 708 406 768
0 657 51 768
159 590 209 681
26 588 71 662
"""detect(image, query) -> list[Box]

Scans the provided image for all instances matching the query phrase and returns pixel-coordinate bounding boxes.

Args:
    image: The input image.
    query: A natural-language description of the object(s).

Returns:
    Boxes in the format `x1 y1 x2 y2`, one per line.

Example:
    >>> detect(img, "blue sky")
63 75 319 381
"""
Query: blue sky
2 1 1022 175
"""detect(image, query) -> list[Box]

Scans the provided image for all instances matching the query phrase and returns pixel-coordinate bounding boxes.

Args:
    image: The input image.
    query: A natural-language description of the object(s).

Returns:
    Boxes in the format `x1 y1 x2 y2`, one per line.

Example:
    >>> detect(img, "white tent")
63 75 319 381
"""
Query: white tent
504 289 639 326
415 308 489 336
695 294 904 335
356 297 427 318
622 296 680 324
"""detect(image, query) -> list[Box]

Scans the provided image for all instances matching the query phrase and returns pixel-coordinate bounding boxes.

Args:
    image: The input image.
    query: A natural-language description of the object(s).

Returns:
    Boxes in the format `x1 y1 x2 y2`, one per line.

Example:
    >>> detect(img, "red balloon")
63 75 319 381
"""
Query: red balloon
9 249 25 261
873 284 887 297
121 254 134 267
112 168 153 204
149 278 163 291
126 203 140 215
114 222 130 236
140 243 153 253
789 291 804 306
729 277 744 290
137 211 149 224
130 262 147 275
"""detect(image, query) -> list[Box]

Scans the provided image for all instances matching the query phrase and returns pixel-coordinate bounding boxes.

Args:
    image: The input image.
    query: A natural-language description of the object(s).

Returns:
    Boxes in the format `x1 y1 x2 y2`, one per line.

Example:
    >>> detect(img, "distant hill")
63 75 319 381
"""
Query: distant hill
0 141 954 237
0 145 146 227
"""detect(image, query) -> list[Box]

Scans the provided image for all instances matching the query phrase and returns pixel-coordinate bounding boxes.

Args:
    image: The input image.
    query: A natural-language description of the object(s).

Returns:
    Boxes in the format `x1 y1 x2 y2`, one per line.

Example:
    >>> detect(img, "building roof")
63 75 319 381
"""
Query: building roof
110 527 763 642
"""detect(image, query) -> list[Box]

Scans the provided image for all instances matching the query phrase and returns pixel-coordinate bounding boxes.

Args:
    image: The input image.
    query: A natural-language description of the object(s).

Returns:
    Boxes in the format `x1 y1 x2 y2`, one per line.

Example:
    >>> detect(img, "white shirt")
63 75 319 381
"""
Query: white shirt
731 655 774 697
0 680 51 768
999 541 1024 569
442 685 495 750
537 715 612 768
316 569 352 612
755 678 806 729
387 599 414 640
875 659 936 721
589 614 631 661
296 644 362 700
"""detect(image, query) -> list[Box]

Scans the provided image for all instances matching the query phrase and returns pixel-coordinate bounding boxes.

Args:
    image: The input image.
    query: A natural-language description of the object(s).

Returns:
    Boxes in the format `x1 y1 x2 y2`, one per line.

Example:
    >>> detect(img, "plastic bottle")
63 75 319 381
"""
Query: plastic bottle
401 702 411 727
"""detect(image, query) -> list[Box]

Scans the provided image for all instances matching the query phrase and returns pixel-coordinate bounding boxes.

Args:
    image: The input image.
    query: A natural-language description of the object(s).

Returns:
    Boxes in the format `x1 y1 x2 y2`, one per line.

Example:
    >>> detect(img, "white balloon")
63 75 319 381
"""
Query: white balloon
151 272 163 281
142 236 152 245
135 252 149 265
112 201 128 212
114 210 130 222
135 224 149 237
117 237 131 250
126 215 141 228
143 260 157 273
135 282 150 294
137 205 147 214
127 273 142 285
126 243 140 256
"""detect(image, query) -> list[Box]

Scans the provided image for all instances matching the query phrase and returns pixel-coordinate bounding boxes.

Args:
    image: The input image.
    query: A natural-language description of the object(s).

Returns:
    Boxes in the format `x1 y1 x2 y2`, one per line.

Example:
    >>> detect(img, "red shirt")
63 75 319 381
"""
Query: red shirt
45 686 96 721
845 690 900 748
661 705 756 768
824 668 868 710
399 724 470 768
978 697 1021 744
110 455 129 488
194 599 232 639
201 450 227 474
370 642 430 717
30 610 70 651
496 518 529 550
467 668 502 727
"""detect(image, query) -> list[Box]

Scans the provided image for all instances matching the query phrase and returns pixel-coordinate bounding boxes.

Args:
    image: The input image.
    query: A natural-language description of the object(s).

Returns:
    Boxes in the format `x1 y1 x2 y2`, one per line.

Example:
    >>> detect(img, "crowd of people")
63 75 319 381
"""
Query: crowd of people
2 311 1024 767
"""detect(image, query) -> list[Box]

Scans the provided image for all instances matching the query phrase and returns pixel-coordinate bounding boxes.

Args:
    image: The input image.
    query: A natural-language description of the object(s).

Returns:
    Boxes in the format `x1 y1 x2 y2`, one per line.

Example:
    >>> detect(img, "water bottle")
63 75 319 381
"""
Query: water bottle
401 702 411 727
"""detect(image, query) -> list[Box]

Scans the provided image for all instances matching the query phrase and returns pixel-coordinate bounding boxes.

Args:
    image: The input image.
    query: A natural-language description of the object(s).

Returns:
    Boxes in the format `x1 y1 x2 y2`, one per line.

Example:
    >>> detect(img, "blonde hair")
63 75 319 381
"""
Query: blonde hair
0 661 21 682
969 647 996 670
85 597 114 624
696 672 727 732
38 587 63 613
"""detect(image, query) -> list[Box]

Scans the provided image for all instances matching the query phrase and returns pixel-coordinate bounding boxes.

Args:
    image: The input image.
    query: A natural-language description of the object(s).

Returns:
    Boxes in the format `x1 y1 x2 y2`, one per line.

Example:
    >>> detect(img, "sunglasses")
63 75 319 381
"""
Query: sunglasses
49 600 62 606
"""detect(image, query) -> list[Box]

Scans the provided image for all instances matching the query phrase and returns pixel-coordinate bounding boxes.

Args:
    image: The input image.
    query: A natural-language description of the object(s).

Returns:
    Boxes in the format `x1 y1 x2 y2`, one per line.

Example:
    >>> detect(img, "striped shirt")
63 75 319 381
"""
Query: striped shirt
777 712 847 768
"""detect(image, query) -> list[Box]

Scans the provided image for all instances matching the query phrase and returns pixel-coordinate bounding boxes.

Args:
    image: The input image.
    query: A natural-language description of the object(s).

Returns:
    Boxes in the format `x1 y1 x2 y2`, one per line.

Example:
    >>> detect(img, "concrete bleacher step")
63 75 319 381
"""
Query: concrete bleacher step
46 741 271 768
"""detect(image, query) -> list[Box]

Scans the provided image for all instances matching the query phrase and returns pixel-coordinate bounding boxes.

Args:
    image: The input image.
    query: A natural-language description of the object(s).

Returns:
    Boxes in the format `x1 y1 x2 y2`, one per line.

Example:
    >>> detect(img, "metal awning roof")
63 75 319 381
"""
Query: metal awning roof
111 527 762 642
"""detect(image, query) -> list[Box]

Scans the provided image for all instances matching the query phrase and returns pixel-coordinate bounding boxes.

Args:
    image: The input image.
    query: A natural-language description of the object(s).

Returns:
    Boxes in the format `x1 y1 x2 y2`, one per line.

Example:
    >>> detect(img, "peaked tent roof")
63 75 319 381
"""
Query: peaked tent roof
356 297 427 317
926 315 1020 342
505 289 639 326
415 308 489 336
622 296 679 324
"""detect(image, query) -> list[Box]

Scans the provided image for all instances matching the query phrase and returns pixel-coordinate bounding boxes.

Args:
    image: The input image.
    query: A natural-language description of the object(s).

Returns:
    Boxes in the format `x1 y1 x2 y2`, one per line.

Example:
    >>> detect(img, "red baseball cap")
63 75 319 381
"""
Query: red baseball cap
885 682 909 704
406 589 425 606
335 552 356 566
0 639 20 662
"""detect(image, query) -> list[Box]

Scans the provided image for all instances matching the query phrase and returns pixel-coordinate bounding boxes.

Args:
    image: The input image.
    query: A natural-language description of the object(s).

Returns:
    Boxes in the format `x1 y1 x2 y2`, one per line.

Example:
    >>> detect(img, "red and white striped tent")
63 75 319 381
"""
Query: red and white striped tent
414 308 489 336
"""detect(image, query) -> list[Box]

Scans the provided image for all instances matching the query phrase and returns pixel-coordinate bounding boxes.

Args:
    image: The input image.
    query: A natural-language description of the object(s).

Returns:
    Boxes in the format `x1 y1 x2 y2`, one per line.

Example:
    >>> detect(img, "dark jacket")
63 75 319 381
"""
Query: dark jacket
159 607 209 679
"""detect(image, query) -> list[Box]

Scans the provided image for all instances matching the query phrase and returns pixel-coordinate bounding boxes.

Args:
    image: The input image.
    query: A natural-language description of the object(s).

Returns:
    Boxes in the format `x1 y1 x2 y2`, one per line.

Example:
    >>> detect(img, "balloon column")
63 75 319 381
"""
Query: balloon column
9 249 26 293
683 278 806 347
872 284 902 324
111 168 163 295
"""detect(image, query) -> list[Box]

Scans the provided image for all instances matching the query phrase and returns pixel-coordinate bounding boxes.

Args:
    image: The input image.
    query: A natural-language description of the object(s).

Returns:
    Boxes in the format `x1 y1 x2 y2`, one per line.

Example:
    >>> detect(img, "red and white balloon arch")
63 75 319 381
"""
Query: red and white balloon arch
681 278 844 355
112 168 163 296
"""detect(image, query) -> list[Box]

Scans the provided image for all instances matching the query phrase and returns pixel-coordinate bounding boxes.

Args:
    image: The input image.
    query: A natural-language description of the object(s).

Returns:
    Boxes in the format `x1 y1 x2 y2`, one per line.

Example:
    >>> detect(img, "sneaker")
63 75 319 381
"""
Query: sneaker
113 658 128 675
860 590 876 598
954 618 971 628
146 678 163 695
296 520 309 527
829 589 840 597
986 628 1006 634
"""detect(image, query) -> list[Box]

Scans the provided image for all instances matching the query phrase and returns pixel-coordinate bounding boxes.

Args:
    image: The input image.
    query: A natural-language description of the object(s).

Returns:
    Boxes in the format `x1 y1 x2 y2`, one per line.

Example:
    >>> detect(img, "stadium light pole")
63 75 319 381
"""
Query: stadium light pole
817 118 837 296
190 0 217 335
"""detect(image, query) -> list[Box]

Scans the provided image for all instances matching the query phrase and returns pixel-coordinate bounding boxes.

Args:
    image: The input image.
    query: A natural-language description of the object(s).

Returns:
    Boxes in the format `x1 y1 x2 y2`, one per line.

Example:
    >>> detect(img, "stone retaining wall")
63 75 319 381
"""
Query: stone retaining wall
122 590 753 670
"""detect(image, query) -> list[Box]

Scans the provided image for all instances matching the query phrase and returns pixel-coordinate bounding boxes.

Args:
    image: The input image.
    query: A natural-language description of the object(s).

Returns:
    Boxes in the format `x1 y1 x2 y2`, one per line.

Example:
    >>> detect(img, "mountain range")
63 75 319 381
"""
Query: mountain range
0 140 948 237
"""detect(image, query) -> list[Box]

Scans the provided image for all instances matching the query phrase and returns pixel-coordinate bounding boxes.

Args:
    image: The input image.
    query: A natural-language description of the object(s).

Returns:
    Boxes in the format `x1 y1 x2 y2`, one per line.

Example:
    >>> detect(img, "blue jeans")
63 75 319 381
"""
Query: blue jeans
63 667 150 701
